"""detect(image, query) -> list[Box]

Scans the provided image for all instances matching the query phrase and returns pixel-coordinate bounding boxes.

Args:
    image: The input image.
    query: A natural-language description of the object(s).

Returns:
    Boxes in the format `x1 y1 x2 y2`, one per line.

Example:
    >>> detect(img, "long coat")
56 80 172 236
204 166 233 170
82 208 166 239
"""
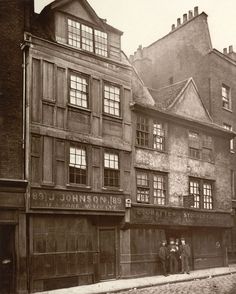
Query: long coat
159 246 169 261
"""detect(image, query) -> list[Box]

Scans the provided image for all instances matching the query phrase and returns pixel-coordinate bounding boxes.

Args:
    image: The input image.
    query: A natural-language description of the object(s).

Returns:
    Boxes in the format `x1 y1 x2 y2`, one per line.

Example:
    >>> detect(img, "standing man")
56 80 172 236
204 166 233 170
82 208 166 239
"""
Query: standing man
179 237 191 274
175 238 180 273
168 238 178 274
158 240 169 276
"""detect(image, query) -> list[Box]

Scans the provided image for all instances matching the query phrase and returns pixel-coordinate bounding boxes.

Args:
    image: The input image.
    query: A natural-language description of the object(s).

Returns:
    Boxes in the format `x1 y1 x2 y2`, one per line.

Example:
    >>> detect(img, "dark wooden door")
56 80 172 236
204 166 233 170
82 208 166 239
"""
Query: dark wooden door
99 228 116 280
0 225 15 294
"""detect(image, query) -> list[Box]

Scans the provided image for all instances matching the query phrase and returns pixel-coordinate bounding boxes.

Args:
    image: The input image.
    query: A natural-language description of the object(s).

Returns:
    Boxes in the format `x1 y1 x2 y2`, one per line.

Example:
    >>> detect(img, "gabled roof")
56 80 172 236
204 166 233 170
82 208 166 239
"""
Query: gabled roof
148 79 188 110
41 0 123 35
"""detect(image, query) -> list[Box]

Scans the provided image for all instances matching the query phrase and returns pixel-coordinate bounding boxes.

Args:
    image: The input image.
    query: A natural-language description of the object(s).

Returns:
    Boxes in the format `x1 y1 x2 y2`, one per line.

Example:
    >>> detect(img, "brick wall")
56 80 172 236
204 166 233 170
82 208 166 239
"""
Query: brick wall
0 0 33 179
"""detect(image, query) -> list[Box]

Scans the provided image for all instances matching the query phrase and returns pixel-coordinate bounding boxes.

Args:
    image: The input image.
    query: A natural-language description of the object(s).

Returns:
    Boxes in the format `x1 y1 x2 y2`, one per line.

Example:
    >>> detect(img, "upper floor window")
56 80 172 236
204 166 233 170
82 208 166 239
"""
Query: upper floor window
69 73 89 108
68 19 108 57
136 170 167 205
222 84 231 110
136 115 167 151
69 144 87 185
104 151 119 187
189 178 213 210
188 131 213 162
136 116 149 147
104 83 120 117
153 122 165 151
223 123 234 152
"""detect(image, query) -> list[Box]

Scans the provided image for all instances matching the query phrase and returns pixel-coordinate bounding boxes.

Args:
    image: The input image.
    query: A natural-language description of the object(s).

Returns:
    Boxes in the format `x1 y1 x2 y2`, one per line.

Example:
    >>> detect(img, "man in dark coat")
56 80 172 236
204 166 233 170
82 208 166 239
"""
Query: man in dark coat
168 238 178 274
179 237 191 274
158 240 169 276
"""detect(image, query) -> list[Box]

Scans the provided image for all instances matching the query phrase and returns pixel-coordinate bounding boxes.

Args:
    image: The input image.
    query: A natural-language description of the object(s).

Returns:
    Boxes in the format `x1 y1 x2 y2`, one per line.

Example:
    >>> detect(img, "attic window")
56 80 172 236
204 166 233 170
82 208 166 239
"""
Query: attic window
67 18 108 57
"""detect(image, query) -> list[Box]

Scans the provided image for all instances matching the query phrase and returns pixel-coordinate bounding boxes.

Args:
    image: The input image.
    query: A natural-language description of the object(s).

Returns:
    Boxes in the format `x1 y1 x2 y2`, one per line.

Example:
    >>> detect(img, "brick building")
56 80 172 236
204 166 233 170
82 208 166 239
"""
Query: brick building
0 0 33 293
130 6 236 264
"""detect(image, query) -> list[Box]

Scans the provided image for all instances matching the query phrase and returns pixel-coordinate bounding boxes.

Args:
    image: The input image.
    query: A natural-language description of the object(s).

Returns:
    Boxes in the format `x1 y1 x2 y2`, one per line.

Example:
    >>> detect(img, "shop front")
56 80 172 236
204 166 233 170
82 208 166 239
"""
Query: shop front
121 205 233 278
28 188 126 293
0 179 27 294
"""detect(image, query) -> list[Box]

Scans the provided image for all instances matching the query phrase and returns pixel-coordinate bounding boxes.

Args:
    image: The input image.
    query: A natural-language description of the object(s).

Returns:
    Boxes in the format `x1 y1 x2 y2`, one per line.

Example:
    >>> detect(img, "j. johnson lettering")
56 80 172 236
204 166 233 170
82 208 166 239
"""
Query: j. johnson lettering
30 189 125 211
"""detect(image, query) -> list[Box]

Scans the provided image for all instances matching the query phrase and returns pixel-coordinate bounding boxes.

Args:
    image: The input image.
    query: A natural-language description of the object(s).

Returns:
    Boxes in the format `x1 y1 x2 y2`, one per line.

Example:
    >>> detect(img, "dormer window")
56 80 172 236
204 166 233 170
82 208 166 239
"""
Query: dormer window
67 18 108 57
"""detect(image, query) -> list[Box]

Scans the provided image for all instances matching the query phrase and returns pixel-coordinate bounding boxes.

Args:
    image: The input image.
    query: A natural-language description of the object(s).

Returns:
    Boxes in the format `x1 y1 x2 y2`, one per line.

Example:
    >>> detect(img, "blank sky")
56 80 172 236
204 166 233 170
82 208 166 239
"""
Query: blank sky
35 0 236 56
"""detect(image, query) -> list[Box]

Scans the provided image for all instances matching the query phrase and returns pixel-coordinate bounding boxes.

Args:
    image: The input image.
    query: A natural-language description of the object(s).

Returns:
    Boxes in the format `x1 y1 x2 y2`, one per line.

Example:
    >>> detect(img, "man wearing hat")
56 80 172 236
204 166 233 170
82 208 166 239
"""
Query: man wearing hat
168 237 178 274
179 237 191 274
158 240 169 276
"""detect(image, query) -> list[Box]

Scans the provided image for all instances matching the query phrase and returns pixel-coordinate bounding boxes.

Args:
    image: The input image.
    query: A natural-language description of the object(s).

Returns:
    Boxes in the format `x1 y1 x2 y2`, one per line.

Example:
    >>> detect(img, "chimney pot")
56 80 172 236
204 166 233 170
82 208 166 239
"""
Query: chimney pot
183 14 188 23
138 45 142 50
183 13 188 22
223 48 228 55
177 18 181 26
188 10 193 19
194 6 199 16
229 45 233 53
171 24 176 31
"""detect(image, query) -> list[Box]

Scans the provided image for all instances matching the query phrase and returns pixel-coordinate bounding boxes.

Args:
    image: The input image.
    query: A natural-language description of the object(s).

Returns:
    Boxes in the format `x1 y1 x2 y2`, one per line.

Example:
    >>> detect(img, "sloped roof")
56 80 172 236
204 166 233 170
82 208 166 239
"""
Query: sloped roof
41 0 123 34
148 79 189 110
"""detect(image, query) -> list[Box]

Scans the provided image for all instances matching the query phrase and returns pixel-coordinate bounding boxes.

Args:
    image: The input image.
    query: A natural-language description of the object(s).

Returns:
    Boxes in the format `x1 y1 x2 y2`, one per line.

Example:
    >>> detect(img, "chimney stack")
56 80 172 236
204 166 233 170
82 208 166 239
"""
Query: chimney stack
183 14 187 23
171 24 176 31
223 48 228 55
188 10 193 19
177 18 181 26
194 6 199 16
229 45 233 53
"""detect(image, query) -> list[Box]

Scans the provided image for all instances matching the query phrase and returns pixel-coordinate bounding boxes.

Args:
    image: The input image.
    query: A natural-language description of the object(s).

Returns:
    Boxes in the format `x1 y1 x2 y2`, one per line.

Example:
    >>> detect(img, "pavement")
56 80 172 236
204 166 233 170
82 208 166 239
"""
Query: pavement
37 264 236 294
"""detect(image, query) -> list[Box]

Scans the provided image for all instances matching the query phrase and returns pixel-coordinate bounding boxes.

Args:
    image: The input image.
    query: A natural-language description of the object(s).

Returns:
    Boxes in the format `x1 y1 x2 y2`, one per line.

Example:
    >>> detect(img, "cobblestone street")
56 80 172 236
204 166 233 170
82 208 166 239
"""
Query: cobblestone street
117 274 236 294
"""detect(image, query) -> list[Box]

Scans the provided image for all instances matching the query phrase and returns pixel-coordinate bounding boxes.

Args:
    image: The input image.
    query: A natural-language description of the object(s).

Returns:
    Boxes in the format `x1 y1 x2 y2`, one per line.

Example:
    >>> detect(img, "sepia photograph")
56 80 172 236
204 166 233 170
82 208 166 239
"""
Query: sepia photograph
0 0 236 293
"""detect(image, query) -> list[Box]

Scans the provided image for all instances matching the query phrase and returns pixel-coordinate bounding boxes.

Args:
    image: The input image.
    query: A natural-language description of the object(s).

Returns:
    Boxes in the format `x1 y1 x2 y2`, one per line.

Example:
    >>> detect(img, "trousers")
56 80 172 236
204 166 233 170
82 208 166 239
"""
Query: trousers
169 254 178 274
181 254 190 273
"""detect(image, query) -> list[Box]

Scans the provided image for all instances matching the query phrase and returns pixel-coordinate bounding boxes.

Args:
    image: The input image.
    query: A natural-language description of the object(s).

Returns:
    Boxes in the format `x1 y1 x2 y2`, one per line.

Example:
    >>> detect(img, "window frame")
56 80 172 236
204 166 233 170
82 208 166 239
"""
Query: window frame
68 71 90 110
223 123 234 152
136 114 167 151
68 143 88 186
103 81 121 118
136 169 168 205
188 130 214 163
222 84 232 111
103 150 120 188
67 17 109 58
189 177 214 210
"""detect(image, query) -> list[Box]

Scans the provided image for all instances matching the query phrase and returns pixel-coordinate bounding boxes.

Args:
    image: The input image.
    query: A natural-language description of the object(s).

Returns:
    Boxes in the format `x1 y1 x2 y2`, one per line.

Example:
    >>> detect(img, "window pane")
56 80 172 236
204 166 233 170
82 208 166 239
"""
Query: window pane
68 19 81 48
203 182 213 210
153 122 165 150
69 74 88 108
153 174 166 205
189 180 200 208
69 145 87 184
95 29 108 57
81 24 93 52
103 84 120 116
136 116 149 147
222 84 231 109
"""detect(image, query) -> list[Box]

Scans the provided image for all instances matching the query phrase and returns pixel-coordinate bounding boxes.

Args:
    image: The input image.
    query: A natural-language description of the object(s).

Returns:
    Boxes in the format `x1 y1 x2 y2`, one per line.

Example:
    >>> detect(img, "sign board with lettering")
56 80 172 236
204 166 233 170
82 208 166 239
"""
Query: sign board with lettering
130 206 233 228
30 189 125 212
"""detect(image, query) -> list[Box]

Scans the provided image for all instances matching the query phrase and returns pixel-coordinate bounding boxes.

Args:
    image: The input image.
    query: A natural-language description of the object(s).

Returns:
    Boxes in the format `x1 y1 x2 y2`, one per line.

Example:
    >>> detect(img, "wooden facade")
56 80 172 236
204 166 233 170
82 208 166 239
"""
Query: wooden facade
23 0 132 291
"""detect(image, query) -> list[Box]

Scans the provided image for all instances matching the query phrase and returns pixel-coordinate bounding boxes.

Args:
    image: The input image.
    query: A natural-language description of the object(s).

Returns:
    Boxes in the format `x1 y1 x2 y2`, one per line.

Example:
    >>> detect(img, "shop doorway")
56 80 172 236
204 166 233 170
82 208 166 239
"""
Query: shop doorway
0 225 15 294
99 228 116 280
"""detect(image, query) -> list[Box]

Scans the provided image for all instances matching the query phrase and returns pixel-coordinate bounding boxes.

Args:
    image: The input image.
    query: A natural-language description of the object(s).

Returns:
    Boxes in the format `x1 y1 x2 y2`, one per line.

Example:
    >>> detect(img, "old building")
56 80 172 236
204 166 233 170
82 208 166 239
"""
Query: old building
120 74 234 278
22 0 133 292
130 6 236 264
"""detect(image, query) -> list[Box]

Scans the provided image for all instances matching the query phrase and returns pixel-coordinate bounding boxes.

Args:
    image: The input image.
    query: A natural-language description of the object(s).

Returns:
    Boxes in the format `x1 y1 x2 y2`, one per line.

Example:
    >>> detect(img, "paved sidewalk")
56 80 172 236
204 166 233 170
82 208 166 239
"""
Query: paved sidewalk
37 264 236 294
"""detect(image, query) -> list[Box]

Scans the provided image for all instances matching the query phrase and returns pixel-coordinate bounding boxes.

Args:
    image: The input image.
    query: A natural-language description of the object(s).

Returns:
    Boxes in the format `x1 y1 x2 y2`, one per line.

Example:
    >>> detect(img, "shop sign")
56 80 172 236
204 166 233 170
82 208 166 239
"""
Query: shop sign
0 192 24 208
130 206 233 227
30 189 125 212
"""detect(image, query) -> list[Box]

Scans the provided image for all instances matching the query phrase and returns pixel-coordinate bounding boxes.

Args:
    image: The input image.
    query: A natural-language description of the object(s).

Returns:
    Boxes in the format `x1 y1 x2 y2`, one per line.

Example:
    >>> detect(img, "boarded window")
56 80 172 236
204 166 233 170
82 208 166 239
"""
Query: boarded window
43 61 54 101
